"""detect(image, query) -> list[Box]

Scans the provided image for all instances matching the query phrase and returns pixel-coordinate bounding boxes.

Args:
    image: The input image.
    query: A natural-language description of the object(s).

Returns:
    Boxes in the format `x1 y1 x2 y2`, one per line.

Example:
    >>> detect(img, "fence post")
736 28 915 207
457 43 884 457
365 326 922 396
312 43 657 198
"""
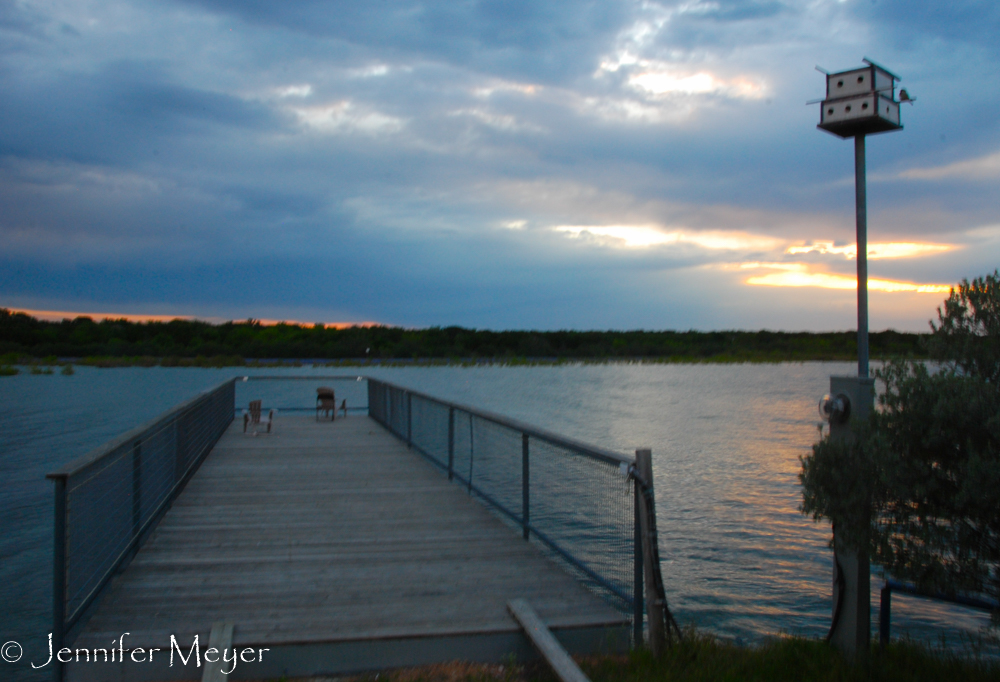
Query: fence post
52 476 67 682
522 433 530 540
633 481 644 648
636 448 665 657
448 407 455 480
879 584 891 647
407 392 412 447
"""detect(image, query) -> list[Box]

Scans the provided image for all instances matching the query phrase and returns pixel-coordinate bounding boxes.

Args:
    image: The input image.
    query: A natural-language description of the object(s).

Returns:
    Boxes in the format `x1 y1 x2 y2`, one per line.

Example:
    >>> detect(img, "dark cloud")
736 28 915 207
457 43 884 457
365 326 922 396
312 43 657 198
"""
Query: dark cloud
689 1 788 22
852 0 1000 52
651 0 795 51
0 61 282 165
176 0 632 83
0 1 46 37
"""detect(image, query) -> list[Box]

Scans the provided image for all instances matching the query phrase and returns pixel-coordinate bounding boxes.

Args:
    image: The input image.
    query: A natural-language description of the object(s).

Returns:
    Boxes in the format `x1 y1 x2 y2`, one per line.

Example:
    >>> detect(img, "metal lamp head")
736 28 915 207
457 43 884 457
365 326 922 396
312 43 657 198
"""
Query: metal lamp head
819 393 851 425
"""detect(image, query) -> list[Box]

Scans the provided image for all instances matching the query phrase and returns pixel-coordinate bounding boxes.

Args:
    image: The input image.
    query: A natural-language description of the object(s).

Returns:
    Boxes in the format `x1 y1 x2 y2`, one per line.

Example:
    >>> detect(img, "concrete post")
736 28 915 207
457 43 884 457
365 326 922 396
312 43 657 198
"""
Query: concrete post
828 375 875 661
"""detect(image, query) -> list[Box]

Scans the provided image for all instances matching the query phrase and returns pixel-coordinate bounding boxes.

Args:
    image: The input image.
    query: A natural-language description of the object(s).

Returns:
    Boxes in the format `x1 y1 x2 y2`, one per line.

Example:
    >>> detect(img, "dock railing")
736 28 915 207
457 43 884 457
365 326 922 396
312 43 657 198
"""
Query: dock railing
45 378 235 668
879 578 1000 646
47 374 660 669
367 378 645 642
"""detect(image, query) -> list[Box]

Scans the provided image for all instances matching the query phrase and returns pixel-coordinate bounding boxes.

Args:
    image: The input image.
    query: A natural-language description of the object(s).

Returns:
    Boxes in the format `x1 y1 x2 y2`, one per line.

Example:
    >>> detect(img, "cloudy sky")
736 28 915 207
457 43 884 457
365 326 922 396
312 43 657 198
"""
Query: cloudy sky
1 0 998 331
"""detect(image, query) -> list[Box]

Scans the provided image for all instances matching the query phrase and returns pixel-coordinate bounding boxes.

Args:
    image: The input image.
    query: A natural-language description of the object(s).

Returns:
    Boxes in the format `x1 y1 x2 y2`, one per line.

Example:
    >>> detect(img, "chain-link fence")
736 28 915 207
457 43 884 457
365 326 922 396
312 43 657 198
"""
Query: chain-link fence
46 378 235 659
368 378 643 640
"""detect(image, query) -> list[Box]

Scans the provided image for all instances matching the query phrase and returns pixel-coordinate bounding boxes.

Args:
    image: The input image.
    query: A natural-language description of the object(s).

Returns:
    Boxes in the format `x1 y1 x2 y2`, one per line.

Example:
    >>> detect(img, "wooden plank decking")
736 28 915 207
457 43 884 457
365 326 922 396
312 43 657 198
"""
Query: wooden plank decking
68 415 628 681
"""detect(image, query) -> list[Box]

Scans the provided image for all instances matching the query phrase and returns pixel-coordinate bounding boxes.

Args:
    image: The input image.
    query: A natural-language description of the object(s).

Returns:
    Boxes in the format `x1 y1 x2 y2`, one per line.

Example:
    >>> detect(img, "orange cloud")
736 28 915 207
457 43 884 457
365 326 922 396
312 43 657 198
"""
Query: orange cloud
5 308 379 328
741 266 951 293
785 241 954 260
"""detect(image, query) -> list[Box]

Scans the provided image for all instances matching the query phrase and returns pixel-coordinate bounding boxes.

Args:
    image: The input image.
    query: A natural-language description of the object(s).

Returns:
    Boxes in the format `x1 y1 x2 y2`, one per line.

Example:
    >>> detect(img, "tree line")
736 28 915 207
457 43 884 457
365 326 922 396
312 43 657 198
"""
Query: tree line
0 309 929 363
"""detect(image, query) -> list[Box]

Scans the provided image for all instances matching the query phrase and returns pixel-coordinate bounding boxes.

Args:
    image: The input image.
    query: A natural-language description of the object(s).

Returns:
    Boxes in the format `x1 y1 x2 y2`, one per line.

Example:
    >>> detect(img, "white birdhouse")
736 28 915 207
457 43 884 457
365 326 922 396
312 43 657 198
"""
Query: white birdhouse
818 59 903 138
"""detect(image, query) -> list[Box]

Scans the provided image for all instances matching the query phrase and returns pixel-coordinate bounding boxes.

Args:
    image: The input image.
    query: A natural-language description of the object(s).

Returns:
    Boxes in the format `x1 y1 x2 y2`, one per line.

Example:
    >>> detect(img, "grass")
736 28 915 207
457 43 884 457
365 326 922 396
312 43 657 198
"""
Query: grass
581 634 1000 682
274 634 1000 682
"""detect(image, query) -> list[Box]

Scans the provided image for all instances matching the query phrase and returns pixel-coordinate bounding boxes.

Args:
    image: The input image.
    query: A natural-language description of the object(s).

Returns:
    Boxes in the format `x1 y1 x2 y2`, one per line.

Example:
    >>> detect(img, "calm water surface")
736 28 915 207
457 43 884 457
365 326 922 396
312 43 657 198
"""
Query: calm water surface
0 363 994 680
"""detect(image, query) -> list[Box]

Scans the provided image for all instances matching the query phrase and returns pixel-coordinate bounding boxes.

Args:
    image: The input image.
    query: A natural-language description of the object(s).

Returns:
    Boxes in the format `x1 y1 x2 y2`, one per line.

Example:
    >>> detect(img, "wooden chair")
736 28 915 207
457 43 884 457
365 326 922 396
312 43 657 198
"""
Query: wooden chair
243 400 274 434
316 387 336 421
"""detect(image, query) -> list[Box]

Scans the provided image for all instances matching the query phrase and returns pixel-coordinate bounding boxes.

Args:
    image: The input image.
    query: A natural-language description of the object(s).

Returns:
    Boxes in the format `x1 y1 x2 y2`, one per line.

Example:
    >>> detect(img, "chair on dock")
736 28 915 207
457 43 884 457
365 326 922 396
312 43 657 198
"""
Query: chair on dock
317 387 336 421
244 400 274 434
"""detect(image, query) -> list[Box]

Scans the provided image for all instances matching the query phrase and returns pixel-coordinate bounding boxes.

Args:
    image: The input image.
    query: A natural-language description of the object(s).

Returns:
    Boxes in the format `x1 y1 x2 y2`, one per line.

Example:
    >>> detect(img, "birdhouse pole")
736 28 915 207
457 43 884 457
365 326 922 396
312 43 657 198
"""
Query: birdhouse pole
817 57 903 378
854 134 868 378
815 57 908 661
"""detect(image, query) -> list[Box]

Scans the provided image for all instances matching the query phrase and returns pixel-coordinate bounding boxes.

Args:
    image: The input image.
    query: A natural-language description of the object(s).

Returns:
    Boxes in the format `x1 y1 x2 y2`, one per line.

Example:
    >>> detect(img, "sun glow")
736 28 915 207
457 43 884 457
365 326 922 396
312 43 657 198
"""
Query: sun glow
628 70 763 99
554 225 783 250
741 265 951 293
786 241 953 259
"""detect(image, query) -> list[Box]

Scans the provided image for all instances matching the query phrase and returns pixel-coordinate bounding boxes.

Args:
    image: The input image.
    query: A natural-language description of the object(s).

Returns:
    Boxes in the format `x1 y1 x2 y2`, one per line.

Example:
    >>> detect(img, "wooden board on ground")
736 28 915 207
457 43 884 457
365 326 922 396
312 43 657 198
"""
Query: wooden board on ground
508 599 590 682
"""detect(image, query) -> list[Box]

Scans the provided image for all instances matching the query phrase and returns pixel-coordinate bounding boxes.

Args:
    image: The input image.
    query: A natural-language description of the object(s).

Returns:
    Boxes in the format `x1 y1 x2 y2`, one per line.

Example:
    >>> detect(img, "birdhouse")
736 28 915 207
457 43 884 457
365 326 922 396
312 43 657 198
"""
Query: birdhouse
818 59 902 138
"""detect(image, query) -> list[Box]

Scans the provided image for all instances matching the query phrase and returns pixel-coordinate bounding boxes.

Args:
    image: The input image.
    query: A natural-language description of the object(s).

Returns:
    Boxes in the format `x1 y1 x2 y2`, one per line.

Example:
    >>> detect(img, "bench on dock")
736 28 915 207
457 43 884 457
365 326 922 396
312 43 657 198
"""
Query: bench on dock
243 399 273 433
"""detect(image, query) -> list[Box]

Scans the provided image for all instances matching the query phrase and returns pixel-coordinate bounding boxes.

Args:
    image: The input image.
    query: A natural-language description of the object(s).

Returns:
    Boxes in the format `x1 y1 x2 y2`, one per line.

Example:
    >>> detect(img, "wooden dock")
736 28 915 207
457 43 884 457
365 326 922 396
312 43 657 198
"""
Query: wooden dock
68 415 628 681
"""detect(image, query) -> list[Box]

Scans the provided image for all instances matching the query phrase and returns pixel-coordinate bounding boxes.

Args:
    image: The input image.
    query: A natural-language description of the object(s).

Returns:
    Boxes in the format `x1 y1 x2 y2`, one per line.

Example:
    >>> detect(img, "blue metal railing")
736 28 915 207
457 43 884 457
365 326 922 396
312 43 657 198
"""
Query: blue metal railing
46 379 234 680
367 378 645 643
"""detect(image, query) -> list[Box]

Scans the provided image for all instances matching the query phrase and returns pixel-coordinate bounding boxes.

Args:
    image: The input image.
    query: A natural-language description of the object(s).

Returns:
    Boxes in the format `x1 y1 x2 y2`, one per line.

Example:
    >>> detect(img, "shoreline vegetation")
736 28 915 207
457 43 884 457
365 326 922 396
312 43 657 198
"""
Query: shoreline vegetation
285 634 999 682
1 308 929 369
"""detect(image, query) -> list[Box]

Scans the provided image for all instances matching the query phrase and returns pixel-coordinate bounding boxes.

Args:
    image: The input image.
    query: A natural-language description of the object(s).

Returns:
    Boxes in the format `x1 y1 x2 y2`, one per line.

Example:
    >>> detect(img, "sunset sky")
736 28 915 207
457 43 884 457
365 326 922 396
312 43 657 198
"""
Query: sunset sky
1 1 998 331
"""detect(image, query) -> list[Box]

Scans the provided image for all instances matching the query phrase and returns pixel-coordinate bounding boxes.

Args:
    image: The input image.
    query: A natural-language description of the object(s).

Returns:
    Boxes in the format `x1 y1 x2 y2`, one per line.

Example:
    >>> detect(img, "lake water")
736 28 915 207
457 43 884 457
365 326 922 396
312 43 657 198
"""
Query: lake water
0 363 995 680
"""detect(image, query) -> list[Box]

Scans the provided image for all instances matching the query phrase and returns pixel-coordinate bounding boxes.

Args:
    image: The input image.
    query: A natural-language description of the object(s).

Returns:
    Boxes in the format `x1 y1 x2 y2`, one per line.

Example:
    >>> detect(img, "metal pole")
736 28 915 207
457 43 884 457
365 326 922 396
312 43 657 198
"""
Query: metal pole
855 133 869 378
879 584 891 647
407 392 412 447
52 477 67 682
633 484 644 648
521 433 530 540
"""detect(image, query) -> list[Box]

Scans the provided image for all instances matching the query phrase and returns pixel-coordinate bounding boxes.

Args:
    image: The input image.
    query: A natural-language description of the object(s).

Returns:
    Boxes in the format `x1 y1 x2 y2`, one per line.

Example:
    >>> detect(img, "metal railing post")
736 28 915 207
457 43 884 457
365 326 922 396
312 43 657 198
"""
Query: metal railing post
52 476 67 682
522 433 530 540
448 407 455 480
407 392 412 447
633 482 644 647
879 584 891 646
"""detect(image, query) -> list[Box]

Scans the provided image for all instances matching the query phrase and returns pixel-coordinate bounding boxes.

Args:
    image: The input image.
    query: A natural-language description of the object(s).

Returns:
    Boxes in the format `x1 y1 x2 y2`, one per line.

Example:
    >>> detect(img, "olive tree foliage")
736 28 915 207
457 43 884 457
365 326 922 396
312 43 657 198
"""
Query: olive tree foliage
801 271 1000 608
